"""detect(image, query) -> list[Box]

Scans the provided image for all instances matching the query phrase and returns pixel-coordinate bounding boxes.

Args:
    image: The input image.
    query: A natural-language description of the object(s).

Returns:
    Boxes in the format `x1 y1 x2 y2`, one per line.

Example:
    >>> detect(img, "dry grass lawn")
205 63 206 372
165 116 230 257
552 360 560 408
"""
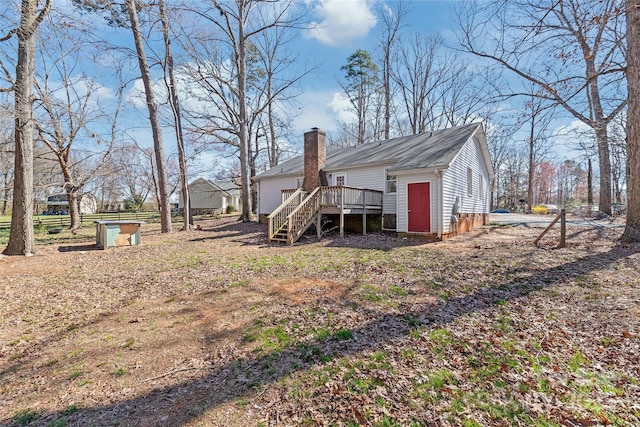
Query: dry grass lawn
0 216 639 426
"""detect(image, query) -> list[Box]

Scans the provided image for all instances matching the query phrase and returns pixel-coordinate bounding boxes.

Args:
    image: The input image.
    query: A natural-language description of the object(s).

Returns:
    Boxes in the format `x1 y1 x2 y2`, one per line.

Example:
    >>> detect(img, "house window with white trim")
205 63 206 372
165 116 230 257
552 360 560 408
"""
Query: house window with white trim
386 171 397 194
467 167 473 196
478 173 483 199
335 174 345 186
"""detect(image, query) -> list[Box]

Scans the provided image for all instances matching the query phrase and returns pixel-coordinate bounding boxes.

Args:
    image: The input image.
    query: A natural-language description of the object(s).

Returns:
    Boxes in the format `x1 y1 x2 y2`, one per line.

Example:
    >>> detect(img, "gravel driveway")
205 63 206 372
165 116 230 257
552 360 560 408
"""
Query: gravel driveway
489 212 626 228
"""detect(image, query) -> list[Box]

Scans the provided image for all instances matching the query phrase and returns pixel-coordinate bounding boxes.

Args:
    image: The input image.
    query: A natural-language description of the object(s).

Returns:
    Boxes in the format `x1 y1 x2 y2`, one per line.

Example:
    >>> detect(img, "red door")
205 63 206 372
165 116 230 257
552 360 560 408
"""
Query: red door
408 182 431 232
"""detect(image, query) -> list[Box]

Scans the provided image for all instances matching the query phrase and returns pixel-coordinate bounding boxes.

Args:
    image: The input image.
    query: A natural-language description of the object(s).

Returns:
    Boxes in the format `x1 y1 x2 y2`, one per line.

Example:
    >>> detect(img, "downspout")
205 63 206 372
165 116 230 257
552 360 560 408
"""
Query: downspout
435 169 443 239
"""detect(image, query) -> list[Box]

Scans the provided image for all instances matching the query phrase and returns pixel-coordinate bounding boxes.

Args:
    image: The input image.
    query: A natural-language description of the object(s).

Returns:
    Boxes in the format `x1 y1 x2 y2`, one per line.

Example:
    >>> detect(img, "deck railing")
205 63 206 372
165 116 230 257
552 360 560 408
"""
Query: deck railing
281 188 298 202
267 188 306 240
286 187 322 244
319 186 383 208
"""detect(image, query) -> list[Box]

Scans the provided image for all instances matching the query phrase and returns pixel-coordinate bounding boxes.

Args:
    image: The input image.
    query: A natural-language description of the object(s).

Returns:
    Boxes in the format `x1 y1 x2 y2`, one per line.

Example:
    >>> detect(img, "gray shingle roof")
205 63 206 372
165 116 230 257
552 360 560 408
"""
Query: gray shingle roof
255 122 483 179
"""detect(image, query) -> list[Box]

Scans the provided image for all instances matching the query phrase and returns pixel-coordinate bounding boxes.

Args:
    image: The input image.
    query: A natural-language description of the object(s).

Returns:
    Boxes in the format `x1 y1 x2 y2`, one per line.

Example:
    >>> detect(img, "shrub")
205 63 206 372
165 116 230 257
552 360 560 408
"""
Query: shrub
531 205 548 215
226 205 236 214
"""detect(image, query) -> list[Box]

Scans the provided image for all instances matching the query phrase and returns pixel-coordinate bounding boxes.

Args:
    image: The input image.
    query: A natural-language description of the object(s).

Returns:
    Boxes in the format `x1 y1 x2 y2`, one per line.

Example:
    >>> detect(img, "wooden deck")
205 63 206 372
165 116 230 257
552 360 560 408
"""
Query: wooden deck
270 186 383 244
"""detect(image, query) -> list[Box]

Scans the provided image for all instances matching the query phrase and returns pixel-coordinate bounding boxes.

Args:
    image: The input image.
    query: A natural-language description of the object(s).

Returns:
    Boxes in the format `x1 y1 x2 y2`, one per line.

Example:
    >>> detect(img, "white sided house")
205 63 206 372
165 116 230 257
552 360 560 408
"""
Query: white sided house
178 178 241 215
254 123 493 244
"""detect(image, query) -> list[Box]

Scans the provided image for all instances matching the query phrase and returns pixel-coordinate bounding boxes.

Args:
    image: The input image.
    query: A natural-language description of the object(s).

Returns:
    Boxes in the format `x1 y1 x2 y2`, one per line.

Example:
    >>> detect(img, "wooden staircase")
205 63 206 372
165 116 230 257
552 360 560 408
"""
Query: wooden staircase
268 188 321 245
268 186 384 245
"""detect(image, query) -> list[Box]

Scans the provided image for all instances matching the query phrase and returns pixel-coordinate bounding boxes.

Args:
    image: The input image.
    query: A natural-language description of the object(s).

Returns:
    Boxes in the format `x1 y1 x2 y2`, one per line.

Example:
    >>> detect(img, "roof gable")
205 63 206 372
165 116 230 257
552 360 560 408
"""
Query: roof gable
186 178 229 195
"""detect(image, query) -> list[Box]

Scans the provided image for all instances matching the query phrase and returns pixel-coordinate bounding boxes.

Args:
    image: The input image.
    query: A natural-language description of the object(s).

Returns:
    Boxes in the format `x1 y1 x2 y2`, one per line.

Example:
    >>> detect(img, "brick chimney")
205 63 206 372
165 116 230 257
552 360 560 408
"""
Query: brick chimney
302 128 326 192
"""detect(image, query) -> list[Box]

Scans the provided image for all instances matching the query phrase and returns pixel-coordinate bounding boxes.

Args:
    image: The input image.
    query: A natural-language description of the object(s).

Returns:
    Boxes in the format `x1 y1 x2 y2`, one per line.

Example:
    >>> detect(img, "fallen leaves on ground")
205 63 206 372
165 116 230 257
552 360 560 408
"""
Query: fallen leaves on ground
0 216 638 426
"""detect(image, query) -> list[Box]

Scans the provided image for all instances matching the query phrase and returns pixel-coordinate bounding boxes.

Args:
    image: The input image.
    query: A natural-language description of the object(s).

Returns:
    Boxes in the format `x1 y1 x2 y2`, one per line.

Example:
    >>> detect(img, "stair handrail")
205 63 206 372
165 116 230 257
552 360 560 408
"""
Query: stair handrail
286 187 321 244
268 188 305 240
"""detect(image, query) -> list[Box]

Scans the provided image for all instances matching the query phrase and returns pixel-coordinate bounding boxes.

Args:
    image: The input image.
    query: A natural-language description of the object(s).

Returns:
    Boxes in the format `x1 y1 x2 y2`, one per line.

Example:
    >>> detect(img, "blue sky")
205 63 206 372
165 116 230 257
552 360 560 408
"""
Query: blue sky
123 0 472 178
292 0 461 135
43 0 587 180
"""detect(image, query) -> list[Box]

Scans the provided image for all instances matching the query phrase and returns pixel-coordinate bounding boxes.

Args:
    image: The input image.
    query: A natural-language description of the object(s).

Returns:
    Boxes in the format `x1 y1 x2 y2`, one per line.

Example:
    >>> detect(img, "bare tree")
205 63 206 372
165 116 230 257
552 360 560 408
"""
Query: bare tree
501 143 529 211
0 106 13 215
125 0 171 231
437 62 492 128
180 0 304 221
486 122 516 210
392 34 444 135
377 0 408 139
565 124 599 206
33 17 123 231
1 0 51 256
624 0 640 241
84 160 123 212
158 0 190 229
517 91 555 211
458 0 627 216
71 0 173 230
608 114 627 205
251 21 310 169
109 142 154 211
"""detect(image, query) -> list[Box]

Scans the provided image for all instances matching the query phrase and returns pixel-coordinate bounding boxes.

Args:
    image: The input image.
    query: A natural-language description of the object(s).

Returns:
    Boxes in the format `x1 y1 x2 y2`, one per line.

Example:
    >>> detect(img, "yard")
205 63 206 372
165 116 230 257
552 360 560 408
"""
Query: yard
0 216 639 426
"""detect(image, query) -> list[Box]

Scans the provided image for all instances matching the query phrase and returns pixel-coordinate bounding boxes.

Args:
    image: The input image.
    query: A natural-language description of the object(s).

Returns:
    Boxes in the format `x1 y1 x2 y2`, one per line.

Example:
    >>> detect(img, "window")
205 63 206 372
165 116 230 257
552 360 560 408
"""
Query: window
478 173 483 199
467 167 473 196
386 171 397 194
335 174 345 186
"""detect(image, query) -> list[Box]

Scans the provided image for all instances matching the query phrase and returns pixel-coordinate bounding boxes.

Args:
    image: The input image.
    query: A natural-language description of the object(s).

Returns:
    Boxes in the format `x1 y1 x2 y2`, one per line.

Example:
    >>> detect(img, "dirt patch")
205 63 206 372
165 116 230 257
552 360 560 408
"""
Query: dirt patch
270 279 348 305
0 247 69 277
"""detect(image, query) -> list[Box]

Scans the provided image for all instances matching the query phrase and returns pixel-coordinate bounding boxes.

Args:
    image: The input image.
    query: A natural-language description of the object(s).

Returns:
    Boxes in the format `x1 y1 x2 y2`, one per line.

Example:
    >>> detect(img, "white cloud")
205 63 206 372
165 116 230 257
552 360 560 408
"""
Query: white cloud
125 78 150 109
305 0 377 47
294 89 356 136
552 120 593 160
328 92 355 123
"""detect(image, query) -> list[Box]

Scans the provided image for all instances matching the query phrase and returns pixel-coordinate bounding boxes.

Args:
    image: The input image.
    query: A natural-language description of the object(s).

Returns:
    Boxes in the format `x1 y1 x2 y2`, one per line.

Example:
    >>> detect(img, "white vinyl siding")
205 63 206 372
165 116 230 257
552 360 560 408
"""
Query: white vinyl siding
397 172 437 233
179 181 225 210
326 165 397 215
257 175 302 214
441 136 490 234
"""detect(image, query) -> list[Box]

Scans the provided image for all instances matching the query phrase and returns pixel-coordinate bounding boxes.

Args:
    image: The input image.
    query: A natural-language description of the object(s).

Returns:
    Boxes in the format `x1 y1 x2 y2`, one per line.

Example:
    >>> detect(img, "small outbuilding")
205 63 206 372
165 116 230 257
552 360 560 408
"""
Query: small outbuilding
178 178 241 215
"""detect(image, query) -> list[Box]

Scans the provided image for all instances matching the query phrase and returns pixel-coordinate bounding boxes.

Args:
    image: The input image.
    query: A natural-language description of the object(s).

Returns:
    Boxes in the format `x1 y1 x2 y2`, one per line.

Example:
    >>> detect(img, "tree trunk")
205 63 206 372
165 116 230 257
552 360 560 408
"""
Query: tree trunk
126 0 172 232
587 55 612 216
624 0 640 241
593 123 612 216
236 2 252 222
3 0 50 256
357 84 365 145
268 100 278 168
383 50 391 140
1 170 9 216
159 0 190 230
67 189 81 231
587 158 593 206
527 116 534 212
